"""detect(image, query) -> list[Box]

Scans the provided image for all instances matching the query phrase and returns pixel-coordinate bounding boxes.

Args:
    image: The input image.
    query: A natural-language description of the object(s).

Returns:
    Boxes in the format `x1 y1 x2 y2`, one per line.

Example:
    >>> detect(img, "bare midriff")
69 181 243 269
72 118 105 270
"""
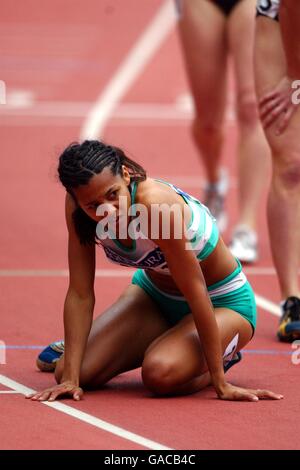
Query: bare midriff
145 238 238 296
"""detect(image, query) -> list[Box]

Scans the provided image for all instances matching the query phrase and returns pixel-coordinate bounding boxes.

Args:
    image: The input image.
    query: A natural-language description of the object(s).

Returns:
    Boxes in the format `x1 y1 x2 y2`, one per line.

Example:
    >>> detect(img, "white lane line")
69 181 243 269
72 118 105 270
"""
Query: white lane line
0 269 133 277
0 374 172 450
0 271 281 318
0 270 282 320
0 174 237 191
0 390 20 394
0 101 235 122
0 266 278 277
79 0 176 139
6 90 35 107
0 266 285 320
243 267 277 276
255 294 281 317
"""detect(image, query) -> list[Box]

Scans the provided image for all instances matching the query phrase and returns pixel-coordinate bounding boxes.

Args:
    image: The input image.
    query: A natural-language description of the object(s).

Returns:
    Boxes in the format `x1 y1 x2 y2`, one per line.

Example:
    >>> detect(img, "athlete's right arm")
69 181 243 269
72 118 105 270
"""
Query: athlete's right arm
61 193 96 386
27 194 96 402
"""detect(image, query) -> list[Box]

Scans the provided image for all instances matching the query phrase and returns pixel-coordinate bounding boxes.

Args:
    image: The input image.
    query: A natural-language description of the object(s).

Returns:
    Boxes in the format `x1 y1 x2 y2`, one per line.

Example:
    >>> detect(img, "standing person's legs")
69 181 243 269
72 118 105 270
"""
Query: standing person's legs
227 0 270 262
177 0 228 230
255 16 300 340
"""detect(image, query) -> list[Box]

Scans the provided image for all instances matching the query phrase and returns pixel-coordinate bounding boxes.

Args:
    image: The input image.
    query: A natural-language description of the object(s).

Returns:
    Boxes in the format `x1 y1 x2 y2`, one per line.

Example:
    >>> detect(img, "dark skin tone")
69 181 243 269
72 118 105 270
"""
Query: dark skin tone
27 166 283 402
74 166 237 290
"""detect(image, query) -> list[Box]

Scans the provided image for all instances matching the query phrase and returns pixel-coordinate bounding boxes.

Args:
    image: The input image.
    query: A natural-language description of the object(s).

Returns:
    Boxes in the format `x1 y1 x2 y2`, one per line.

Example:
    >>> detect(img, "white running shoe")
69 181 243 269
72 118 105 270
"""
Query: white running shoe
204 168 229 233
229 225 258 263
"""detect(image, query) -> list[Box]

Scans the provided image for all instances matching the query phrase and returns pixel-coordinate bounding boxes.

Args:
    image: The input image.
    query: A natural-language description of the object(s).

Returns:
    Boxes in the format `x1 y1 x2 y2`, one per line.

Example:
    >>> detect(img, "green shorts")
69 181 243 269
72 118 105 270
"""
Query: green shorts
132 259 257 332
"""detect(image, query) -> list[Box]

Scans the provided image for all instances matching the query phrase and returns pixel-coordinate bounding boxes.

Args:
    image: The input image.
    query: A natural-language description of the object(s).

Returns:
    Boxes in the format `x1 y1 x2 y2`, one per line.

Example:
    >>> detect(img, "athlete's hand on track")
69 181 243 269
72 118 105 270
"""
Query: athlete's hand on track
26 381 83 402
217 382 283 402
259 76 298 135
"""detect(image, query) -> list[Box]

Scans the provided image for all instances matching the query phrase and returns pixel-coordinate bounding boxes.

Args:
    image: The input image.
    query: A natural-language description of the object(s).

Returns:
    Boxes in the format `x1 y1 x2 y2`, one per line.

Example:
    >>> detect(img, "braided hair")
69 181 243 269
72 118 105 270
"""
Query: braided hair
58 140 147 245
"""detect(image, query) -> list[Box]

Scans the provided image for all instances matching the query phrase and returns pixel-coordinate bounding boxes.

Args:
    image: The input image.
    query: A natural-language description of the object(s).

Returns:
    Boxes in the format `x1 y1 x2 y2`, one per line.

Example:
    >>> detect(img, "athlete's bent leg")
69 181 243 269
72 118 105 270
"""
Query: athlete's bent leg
141 307 253 396
55 285 169 388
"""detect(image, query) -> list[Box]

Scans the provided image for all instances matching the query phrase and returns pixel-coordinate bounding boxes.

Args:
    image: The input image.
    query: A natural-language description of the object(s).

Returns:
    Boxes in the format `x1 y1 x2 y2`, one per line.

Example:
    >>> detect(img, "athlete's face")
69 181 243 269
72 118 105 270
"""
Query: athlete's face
73 166 131 223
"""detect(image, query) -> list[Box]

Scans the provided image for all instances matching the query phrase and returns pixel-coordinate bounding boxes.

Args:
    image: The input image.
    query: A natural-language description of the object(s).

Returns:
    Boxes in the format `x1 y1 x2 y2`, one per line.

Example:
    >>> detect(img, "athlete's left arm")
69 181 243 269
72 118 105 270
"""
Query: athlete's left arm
159 231 283 401
158 229 228 394
144 189 282 401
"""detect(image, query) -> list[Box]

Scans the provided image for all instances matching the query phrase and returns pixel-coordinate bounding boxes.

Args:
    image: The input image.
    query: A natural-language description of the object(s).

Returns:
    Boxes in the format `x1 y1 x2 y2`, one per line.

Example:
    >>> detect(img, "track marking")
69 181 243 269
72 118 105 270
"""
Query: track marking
0 100 235 122
0 266 285 277
80 0 176 139
0 345 46 349
0 269 133 277
0 269 283 318
0 374 172 450
0 174 237 192
243 349 292 355
255 294 281 317
6 90 35 107
0 390 20 394
2 346 293 356
243 267 279 276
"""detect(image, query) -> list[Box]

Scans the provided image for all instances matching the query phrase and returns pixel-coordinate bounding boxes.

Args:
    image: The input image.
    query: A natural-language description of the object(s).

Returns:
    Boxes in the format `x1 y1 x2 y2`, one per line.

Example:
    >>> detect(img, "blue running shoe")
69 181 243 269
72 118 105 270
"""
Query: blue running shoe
224 351 242 373
36 340 64 372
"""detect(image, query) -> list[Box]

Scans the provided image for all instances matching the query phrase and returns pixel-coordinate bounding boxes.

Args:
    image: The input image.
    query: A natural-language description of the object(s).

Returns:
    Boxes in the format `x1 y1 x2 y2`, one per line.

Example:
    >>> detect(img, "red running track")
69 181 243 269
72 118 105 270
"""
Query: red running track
1 0 300 450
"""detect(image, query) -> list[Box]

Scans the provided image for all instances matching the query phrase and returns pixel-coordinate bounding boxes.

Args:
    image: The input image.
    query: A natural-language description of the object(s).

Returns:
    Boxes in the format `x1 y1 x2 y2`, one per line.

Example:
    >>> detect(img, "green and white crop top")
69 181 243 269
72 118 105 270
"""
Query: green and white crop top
97 180 219 275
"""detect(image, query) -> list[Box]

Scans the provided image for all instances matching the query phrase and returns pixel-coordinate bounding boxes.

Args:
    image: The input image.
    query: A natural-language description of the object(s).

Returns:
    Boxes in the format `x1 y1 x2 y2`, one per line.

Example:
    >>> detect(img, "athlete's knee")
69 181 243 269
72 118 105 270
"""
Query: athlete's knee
192 117 223 141
237 92 259 129
274 159 300 190
142 354 179 396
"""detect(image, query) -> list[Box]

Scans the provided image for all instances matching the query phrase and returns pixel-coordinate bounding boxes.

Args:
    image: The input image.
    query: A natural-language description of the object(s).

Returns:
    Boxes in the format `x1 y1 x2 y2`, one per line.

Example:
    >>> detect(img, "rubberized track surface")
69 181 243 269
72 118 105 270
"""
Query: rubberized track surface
1 0 299 450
